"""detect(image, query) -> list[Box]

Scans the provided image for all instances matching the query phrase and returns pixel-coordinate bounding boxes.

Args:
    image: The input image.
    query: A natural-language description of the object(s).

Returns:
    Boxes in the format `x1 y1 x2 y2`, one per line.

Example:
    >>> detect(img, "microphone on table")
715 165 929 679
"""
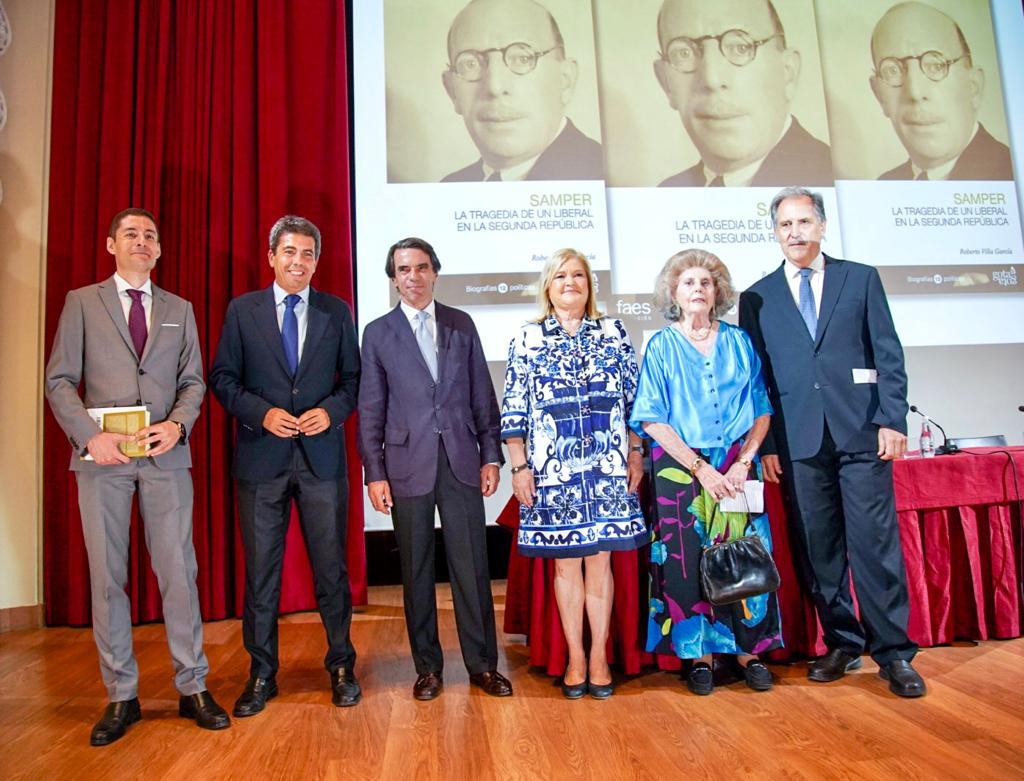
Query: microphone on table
909 405 959 454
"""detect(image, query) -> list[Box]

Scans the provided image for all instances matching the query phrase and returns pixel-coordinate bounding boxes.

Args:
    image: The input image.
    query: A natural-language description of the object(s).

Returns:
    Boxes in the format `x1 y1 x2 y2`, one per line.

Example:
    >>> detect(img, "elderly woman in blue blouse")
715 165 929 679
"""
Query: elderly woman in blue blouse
501 248 647 700
630 248 782 695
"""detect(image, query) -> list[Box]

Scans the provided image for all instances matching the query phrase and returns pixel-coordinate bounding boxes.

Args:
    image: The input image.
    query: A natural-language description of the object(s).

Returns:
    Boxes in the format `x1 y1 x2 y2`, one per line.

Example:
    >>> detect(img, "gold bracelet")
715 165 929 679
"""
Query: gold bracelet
689 456 705 474
738 455 753 468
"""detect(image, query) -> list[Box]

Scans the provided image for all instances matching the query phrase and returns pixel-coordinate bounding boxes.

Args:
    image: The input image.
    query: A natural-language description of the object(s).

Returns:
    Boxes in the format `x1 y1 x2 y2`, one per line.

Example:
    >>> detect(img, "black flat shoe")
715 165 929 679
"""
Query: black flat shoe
90 698 141 746
233 676 278 717
879 660 927 698
588 680 614 699
743 661 773 691
687 662 714 696
561 677 587 699
179 691 231 730
808 649 863 682
331 668 362 707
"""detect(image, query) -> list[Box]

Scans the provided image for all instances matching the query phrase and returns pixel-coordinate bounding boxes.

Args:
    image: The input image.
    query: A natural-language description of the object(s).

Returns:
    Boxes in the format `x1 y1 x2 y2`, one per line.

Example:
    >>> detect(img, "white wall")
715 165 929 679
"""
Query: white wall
0 0 53 610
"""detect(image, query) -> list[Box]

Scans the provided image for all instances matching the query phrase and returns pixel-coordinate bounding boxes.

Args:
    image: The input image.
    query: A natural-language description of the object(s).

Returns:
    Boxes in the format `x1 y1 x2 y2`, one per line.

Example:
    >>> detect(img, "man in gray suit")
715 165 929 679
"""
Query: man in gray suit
45 208 230 745
358 237 512 701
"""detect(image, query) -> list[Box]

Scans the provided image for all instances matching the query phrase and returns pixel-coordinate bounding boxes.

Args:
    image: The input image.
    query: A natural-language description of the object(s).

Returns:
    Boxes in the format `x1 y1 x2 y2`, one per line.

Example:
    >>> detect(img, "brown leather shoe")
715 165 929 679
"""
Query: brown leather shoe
469 670 513 697
413 671 443 701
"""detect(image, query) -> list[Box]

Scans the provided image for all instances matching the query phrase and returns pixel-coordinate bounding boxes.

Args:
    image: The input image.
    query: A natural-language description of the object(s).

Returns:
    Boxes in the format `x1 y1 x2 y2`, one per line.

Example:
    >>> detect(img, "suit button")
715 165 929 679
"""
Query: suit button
138 369 145 376
814 382 820 390
433 427 441 434
292 388 299 395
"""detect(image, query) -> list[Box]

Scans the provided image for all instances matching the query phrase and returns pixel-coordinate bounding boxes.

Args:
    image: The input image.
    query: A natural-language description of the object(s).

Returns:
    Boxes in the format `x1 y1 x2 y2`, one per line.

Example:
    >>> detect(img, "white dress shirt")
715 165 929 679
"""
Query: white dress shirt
113 273 153 330
784 252 825 317
273 282 310 362
400 298 437 345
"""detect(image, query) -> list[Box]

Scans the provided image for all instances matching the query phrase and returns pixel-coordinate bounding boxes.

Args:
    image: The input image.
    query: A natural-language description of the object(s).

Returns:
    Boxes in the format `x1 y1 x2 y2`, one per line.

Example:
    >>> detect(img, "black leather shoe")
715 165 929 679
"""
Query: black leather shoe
588 679 614 699
879 660 927 698
469 670 513 697
808 649 863 682
413 671 443 701
90 698 141 746
331 668 362 707
743 661 773 691
233 677 278 717
178 691 230 730
560 676 587 700
687 662 714 696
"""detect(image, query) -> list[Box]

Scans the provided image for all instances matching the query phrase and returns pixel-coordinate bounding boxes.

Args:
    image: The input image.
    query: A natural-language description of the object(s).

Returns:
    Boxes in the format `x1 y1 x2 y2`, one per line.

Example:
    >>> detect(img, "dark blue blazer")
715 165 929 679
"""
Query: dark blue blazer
738 255 908 461
210 286 360 481
358 301 503 498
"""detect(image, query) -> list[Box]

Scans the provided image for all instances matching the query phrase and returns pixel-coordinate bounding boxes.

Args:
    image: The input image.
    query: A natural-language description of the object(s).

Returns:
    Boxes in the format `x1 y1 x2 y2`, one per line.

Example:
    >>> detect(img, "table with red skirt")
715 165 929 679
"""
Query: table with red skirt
499 447 1024 675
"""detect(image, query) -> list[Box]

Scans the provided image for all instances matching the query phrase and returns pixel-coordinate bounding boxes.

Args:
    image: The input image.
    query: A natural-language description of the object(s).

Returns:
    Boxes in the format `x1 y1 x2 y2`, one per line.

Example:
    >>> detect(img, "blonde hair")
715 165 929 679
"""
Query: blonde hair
534 248 603 321
652 248 736 321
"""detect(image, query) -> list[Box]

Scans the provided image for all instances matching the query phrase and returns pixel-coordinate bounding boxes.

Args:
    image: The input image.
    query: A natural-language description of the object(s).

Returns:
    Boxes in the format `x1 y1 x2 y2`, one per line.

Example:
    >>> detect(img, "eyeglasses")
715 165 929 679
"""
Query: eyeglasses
449 42 562 82
874 51 967 87
661 29 781 73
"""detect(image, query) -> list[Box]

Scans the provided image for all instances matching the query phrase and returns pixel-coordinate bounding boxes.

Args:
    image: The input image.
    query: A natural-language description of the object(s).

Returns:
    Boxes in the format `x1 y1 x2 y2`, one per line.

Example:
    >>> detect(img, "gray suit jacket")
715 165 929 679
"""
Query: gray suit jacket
358 301 503 498
45 274 206 471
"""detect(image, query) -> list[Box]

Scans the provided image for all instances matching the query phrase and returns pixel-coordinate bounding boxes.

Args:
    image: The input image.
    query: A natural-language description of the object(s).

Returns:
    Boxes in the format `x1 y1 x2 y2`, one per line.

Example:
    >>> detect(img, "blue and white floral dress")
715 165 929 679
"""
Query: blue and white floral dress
501 316 647 558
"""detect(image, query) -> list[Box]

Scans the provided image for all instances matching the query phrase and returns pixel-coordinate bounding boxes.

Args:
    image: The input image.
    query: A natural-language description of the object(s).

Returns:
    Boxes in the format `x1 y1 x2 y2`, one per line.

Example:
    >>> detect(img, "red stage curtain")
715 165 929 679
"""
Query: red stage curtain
43 0 366 627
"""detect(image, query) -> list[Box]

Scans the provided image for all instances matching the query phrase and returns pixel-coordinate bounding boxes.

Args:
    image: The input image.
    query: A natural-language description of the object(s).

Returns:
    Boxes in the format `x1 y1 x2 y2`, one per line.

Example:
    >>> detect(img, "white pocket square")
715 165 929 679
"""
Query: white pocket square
160 323 182 327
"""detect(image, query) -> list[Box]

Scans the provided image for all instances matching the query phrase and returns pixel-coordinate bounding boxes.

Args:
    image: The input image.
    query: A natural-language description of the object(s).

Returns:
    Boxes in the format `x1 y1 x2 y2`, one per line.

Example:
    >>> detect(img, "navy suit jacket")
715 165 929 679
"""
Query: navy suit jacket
442 119 604 182
660 117 833 187
738 255 908 461
210 286 360 481
880 124 1013 181
358 301 503 498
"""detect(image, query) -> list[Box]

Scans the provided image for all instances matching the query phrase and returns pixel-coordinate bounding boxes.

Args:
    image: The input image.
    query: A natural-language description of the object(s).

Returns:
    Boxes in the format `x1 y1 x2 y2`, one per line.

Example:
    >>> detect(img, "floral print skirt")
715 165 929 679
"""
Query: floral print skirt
645 443 783 658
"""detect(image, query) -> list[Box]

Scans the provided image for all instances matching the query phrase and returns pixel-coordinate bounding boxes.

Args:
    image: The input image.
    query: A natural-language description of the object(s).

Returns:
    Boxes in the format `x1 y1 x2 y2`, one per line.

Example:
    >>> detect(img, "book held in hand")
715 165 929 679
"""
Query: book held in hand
80 406 150 460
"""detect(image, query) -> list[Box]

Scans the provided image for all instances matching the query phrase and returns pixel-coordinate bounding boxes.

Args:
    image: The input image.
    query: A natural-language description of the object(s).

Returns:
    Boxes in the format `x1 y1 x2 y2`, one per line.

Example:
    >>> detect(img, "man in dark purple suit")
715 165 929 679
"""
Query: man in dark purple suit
358 237 512 701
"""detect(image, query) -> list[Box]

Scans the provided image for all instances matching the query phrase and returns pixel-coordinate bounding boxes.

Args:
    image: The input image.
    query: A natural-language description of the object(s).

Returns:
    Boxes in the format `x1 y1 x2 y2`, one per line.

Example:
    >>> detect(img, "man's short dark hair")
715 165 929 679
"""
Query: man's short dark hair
658 0 786 51
447 0 565 62
269 215 322 258
109 208 159 239
770 186 827 227
385 237 442 279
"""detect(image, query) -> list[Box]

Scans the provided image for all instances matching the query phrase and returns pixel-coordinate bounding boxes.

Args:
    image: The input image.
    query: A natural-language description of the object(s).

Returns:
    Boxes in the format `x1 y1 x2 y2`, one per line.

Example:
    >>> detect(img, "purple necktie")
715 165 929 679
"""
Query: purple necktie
126 289 148 357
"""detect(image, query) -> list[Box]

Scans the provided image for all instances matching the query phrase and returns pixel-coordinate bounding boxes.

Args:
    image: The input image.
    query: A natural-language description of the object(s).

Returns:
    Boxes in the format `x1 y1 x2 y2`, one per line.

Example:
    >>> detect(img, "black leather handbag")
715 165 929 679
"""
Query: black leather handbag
700 535 781 605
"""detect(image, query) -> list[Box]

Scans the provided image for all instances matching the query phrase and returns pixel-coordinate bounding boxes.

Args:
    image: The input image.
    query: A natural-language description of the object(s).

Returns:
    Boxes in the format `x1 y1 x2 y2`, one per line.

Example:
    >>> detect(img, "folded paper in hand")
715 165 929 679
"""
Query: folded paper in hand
718 480 764 513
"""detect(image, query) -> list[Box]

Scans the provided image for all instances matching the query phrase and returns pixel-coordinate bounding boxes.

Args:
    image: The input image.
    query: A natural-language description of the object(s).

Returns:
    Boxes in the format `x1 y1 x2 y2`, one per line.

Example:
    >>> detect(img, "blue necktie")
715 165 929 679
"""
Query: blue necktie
798 268 817 338
415 310 438 381
282 293 300 375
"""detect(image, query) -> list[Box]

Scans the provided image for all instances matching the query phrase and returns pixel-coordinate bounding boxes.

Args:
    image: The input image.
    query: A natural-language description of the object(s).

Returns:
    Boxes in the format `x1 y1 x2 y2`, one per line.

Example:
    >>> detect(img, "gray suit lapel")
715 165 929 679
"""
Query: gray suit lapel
97 277 138 359
435 305 452 382
141 286 168 363
387 305 434 379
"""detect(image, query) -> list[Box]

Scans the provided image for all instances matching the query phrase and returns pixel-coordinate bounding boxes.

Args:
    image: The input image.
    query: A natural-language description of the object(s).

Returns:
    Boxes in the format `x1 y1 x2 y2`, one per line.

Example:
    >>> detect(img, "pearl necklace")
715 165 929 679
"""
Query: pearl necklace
679 320 713 341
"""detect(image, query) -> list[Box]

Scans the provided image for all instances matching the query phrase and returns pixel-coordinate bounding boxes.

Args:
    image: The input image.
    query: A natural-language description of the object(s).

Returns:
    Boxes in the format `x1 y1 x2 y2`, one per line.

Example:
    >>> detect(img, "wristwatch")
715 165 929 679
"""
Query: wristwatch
738 455 753 469
510 463 530 474
174 421 187 445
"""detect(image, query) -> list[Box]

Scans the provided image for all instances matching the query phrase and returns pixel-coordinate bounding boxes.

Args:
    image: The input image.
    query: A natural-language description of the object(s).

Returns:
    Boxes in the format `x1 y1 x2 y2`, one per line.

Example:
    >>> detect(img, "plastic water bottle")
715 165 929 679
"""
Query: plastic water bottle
920 417 936 458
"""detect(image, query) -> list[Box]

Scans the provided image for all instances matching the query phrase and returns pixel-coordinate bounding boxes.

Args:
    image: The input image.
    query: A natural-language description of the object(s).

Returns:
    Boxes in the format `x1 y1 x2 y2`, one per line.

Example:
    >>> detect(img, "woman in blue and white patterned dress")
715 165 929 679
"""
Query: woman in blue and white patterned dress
501 248 647 699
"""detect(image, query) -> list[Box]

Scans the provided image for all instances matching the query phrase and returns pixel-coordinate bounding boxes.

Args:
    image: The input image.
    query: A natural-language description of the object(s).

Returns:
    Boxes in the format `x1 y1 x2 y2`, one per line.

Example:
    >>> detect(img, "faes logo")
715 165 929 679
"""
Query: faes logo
616 299 652 316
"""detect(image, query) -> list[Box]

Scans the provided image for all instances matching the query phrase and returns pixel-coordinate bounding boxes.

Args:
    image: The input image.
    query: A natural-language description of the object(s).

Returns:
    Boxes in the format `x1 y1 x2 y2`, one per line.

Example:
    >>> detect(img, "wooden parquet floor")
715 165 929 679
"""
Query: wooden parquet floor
1 582 1022 780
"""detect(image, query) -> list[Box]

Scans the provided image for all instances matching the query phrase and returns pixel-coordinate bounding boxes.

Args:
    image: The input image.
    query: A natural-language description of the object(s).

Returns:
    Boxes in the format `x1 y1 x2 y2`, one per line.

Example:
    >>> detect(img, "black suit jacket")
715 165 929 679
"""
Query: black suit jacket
660 117 833 187
738 255 908 461
879 124 1013 181
442 119 603 182
210 286 360 481
358 301 503 498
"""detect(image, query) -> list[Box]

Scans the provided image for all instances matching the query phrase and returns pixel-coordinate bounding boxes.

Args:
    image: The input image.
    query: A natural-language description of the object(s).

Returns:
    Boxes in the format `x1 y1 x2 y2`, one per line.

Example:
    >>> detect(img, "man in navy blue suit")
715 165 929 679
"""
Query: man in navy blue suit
739 187 926 697
358 237 512 701
210 215 362 715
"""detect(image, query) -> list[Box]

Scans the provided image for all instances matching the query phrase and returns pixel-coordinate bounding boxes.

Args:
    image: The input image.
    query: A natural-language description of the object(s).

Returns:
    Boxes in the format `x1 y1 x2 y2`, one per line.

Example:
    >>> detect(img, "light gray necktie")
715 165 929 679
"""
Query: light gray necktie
415 310 438 381
798 268 818 338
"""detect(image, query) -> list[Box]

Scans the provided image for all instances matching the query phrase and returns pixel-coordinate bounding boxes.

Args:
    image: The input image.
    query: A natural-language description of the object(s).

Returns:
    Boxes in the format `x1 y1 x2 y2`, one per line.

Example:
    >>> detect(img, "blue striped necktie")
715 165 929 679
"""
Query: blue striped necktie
798 268 817 337
282 294 300 375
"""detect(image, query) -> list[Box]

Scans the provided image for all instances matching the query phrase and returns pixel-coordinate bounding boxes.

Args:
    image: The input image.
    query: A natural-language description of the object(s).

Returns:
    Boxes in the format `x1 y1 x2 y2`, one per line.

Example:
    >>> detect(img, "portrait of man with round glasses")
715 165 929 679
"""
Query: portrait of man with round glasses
869 1 1013 181
437 0 603 182
653 0 833 188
